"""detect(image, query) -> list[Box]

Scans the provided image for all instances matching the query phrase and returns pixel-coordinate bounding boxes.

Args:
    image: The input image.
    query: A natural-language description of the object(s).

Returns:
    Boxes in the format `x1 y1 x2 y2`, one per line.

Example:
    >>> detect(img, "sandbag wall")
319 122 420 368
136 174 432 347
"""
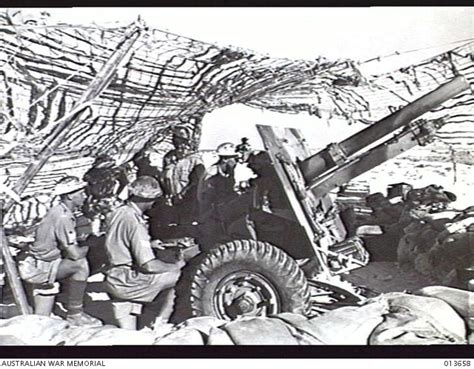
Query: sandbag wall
0 290 470 345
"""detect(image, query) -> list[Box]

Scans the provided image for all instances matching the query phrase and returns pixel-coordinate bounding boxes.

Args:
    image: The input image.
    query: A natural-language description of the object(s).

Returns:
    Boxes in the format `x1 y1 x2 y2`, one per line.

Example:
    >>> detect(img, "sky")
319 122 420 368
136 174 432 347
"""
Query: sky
41 7 472 62
13 7 474 150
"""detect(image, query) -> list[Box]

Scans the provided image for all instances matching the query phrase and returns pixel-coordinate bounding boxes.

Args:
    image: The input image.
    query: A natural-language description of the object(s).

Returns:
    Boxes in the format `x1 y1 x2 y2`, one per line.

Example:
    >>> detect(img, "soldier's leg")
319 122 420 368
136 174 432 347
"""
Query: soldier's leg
57 258 101 326
112 301 142 330
143 269 182 326
57 257 89 280
24 259 61 316
58 258 89 314
154 288 176 323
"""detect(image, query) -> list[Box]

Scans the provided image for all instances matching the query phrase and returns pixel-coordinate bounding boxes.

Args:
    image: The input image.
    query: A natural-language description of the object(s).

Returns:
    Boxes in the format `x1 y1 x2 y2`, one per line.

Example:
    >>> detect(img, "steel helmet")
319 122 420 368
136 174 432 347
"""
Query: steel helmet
216 142 237 157
93 154 115 169
129 176 163 199
173 127 190 140
54 176 87 196
172 127 191 146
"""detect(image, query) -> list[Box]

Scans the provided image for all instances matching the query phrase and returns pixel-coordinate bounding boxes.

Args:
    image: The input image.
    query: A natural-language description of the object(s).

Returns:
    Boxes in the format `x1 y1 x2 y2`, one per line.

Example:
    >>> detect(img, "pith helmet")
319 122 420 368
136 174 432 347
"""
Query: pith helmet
54 176 87 196
129 176 163 199
216 142 237 157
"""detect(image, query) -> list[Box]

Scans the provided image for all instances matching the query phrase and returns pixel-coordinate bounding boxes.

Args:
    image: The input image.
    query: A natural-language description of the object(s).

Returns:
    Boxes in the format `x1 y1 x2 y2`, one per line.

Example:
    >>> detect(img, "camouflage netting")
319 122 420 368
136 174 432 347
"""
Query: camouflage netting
0 11 473 227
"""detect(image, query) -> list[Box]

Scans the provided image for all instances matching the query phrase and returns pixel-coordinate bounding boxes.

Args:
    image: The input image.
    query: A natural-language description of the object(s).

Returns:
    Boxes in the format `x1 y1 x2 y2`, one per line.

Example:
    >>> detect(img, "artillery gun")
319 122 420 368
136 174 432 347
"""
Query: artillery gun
150 75 471 321
1 73 470 321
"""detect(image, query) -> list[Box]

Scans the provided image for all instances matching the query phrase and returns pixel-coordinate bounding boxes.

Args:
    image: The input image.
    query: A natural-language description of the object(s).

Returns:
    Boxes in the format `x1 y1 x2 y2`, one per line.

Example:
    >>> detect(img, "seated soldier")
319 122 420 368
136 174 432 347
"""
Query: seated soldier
82 154 128 272
18 176 102 327
82 153 128 227
103 176 184 330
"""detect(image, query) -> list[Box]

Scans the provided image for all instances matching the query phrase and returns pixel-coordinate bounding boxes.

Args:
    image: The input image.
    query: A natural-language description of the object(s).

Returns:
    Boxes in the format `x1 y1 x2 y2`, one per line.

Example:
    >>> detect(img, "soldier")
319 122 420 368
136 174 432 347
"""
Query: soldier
199 142 239 208
132 149 161 181
197 142 257 247
82 154 128 231
19 176 102 327
104 176 184 330
83 154 128 202
148 128 205 240
160 128 205 218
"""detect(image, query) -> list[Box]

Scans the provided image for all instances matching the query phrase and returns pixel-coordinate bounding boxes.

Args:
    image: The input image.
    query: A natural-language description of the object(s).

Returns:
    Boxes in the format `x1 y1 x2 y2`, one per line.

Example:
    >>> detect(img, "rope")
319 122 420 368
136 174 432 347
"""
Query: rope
360 38 474 65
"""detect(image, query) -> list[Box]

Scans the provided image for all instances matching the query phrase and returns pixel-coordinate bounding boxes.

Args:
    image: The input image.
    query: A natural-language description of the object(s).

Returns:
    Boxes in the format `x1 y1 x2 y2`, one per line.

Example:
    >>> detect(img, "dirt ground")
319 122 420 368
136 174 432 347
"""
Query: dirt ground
344 261 437 294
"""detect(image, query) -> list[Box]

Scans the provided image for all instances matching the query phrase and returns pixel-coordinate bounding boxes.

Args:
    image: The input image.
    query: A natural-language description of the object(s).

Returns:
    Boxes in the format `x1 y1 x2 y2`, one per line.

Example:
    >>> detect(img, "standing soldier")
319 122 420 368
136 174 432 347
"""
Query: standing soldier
197 142 244 247
104 176 184 330
160 127 205 220
19 176 102 326
199 142 239 206
148 127 205 240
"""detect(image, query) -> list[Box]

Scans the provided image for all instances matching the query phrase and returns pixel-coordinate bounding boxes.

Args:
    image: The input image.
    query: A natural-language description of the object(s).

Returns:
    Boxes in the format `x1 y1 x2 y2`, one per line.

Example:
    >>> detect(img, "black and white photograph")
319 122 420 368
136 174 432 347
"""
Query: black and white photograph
0 7 473 350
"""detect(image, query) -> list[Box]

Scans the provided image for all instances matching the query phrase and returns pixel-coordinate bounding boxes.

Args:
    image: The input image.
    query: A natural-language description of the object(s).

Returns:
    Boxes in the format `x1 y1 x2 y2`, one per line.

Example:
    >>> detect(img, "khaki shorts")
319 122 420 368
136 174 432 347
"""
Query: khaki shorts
105 265 180 303
18 255 61 285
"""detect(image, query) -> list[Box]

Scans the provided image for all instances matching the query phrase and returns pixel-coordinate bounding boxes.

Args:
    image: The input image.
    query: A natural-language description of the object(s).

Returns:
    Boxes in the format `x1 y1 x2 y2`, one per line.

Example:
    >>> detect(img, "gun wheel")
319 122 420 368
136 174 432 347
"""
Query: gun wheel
188 239 311 320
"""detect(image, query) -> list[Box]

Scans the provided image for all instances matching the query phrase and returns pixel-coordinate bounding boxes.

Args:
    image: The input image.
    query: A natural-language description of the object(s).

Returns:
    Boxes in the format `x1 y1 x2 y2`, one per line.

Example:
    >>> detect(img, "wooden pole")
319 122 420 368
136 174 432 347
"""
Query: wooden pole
0 222 30 315
1 22 144 315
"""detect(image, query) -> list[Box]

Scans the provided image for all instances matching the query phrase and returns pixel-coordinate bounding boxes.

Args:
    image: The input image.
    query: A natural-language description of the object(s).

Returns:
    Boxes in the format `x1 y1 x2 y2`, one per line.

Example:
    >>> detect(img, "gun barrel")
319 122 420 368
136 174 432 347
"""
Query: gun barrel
299 75 470 182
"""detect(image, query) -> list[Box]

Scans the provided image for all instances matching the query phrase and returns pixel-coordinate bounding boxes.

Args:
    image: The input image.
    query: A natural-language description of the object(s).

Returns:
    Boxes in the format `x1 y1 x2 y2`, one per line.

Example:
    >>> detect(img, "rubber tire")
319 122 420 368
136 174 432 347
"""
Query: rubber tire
188 239 311 319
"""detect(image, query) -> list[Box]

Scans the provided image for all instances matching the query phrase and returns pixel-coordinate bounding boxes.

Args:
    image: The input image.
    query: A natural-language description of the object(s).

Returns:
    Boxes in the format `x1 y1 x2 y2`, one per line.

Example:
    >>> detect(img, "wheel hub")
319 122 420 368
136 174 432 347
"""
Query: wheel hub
214 271 280 320
235 296 255 314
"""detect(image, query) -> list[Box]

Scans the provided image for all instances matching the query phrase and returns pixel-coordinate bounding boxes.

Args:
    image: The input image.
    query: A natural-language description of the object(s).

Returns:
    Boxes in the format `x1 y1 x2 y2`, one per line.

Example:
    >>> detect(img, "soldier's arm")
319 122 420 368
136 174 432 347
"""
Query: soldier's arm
129 224 184 274
56 220 88 260
141 257 184 274
64 244 89 261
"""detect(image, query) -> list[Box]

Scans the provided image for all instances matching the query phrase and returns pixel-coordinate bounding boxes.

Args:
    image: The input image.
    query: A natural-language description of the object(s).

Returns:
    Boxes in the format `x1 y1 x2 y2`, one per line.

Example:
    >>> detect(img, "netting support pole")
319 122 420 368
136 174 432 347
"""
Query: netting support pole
1 21 144 316
1 222 30 315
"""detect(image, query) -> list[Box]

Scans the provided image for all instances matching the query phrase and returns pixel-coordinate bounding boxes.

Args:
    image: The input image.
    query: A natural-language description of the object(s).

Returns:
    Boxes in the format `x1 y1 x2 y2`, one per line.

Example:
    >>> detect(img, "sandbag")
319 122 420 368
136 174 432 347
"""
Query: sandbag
154 327 205 345
222 317 299 345
271 312 309 326
174 316 227 336
0 315 68 345
270 313 324 345
74 326 157 345
304 299 388 345
369 292 466 345
370 312 460 345
0 316 162 345
416 286 472 323
50 325 119 346
0 334 27 345
207 327 235 345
